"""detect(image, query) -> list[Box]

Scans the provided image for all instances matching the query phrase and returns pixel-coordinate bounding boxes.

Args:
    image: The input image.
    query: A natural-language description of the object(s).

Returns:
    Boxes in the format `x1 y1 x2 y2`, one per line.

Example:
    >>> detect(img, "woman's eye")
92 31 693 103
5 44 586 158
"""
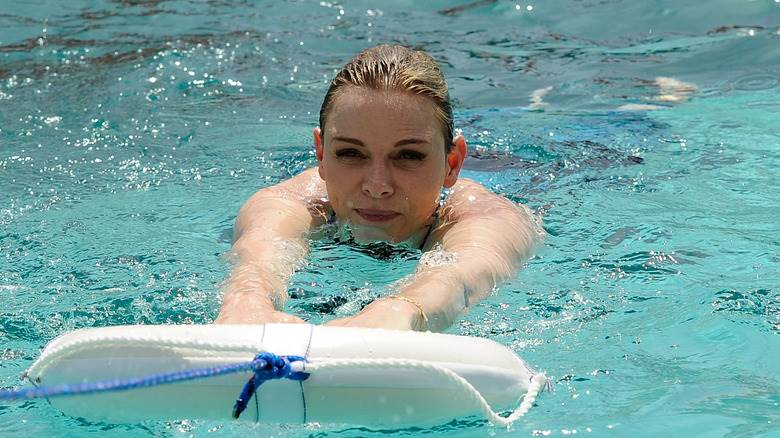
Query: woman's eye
397 150 426 161
335 148 365 159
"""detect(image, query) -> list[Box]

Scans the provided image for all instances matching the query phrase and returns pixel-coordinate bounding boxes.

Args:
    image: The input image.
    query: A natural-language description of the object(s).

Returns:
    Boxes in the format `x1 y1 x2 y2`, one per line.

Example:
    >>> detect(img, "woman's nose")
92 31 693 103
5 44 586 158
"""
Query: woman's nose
362 160 394 199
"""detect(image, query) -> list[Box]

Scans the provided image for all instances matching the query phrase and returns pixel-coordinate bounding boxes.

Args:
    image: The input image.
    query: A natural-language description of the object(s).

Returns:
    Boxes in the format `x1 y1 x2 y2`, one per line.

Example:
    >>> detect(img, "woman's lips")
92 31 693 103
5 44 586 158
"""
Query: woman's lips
354 208 400 223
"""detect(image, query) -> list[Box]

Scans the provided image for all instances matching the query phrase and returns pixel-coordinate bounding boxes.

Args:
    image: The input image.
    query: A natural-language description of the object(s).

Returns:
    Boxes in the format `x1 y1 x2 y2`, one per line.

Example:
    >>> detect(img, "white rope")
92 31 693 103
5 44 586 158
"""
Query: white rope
303 358 548 427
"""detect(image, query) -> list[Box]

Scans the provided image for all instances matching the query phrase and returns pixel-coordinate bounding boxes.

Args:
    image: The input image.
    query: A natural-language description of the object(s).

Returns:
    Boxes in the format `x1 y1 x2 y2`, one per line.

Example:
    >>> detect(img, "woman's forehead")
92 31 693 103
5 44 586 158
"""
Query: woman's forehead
326 88 441 142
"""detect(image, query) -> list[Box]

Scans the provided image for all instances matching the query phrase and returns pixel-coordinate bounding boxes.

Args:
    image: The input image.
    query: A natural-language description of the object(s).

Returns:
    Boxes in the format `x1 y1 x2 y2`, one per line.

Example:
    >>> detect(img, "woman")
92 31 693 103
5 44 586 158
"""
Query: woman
215 44 542 332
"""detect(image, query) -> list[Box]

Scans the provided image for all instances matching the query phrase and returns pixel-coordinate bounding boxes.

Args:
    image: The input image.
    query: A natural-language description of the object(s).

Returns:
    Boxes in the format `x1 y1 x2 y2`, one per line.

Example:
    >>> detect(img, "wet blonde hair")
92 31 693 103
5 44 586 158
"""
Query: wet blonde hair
319 44 454 151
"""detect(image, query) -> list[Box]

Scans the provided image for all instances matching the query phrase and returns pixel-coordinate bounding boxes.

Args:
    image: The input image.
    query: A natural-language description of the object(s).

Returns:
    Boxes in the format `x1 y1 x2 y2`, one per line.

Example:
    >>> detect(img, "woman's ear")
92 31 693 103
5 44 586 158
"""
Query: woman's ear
314 127 326 180
314 127 324 161
444 135 467 188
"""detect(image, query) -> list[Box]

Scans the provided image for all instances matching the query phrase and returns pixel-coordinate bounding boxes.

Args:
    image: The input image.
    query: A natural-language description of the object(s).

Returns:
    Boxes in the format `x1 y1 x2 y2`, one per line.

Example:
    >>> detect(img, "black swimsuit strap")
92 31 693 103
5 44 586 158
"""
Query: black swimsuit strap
418 203 441 251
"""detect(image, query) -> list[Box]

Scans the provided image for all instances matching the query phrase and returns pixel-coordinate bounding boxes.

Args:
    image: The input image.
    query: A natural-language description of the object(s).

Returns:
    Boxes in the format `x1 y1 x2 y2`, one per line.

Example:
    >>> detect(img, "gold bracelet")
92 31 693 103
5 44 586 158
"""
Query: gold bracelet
386 295 429 331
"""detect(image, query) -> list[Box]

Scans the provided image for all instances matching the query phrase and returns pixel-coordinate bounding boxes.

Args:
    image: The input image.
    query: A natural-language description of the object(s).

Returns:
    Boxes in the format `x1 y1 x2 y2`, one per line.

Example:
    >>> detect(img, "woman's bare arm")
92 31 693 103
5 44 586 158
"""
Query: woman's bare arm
215 168 325 324
326 179 543 331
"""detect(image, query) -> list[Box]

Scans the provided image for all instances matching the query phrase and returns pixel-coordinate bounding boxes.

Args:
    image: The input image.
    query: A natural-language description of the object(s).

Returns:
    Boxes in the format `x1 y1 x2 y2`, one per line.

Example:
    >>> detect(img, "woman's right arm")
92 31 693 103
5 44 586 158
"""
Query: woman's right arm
215 168 325 324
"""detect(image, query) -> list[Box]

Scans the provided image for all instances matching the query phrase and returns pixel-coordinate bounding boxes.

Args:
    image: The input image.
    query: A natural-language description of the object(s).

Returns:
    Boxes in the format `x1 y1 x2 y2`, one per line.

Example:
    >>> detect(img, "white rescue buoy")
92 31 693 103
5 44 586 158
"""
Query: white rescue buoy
26 324 547 427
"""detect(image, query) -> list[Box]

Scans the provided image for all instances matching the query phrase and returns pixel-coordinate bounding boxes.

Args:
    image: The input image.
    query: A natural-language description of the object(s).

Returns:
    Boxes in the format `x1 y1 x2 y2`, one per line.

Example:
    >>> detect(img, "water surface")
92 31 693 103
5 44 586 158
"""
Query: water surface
1 1 779 436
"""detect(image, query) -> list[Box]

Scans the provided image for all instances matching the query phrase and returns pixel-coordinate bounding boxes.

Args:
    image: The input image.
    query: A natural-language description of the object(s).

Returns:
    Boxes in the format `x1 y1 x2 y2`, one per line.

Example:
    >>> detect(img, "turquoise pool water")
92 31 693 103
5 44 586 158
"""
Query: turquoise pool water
1 0 779 436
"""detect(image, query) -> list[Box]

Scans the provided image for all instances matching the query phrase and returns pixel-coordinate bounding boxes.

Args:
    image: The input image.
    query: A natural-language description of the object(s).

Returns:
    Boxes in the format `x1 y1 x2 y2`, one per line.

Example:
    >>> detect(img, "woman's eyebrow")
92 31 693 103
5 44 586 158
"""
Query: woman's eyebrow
331 136 365 146
394 138 429 147
331 136 429 147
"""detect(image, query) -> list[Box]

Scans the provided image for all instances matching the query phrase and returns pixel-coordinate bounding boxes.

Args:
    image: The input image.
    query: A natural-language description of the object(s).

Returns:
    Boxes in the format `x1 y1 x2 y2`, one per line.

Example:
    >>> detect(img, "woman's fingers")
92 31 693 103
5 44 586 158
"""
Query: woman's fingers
214 310 305 325
272 311 306 324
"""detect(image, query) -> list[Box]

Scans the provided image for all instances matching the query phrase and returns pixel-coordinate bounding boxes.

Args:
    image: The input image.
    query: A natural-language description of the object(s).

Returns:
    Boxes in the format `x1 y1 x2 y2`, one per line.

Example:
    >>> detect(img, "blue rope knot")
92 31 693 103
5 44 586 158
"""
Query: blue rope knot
232 352 309 419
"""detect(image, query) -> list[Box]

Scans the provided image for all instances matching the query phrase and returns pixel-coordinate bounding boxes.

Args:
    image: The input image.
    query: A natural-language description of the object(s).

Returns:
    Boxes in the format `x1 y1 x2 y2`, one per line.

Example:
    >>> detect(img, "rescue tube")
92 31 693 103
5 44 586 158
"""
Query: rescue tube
26 324 547 427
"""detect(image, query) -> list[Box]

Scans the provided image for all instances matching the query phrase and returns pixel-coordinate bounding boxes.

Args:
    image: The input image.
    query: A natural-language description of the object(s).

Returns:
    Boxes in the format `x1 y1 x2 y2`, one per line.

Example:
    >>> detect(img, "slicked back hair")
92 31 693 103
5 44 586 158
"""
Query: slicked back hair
319 44 454 152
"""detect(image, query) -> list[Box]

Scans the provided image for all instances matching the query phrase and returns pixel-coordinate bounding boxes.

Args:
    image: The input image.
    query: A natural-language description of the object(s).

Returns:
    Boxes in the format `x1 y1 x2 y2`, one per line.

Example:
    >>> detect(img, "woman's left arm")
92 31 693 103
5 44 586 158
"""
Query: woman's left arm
326 179 543 332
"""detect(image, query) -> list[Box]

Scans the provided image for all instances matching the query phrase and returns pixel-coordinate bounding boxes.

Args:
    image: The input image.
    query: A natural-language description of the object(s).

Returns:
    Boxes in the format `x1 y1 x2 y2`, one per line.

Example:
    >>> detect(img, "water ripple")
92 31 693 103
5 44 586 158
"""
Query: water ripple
731 72 780 91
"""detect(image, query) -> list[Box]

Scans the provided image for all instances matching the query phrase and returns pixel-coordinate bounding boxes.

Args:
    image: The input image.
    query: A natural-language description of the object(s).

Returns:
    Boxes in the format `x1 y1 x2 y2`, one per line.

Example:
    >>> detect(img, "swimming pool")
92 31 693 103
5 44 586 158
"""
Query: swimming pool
1 0 779 436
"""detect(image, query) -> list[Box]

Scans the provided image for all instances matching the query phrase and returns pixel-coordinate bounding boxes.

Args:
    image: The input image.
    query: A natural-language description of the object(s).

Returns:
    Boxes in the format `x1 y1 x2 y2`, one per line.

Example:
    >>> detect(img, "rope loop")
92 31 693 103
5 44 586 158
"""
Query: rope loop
232 352 309 419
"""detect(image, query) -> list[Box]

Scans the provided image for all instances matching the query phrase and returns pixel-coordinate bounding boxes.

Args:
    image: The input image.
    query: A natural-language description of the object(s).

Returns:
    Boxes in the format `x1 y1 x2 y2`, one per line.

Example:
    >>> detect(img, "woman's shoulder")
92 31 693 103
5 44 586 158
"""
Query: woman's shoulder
237 168 329 232
257 168 326 198
242 168 327 208
426 178 541 254
443 178 515 215
448 178 488 194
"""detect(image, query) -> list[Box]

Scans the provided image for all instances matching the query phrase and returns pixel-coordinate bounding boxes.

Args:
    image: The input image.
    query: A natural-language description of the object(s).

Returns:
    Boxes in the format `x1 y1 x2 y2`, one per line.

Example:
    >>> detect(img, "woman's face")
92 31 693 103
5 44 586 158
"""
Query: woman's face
315 88 466 243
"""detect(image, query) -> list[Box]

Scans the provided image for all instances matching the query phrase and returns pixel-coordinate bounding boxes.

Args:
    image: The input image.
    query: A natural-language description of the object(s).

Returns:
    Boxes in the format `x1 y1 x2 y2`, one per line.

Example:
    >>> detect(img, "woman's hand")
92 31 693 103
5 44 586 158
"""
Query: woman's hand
215 309 305 325
323 298 423 331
